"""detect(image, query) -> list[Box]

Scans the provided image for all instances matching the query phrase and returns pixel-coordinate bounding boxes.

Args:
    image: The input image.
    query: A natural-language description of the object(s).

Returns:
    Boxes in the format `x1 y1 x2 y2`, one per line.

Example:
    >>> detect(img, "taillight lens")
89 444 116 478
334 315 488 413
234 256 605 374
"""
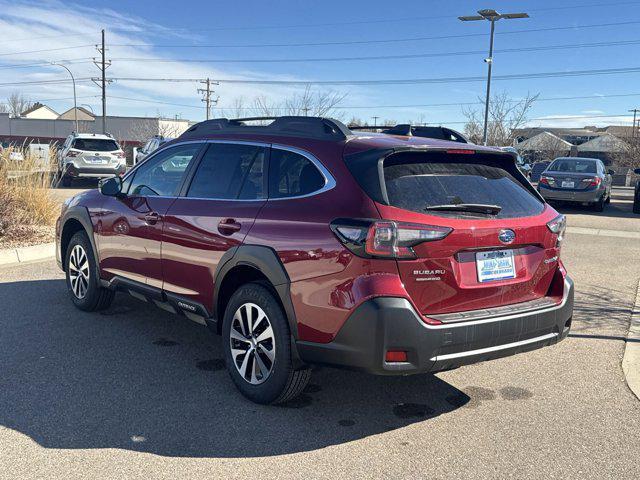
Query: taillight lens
587 177 601 187
539 175 554 186
547 214 566 247
331 219 452 259
66 150 80 157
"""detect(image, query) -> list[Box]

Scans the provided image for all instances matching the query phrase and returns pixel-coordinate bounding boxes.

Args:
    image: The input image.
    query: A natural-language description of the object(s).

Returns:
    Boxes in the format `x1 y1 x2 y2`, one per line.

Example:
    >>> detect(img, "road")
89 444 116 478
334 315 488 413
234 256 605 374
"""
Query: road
0 199 638 480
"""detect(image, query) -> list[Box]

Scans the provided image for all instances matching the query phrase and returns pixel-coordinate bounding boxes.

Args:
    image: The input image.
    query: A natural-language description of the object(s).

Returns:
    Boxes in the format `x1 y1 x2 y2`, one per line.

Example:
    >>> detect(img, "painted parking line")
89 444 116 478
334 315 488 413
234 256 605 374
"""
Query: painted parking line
566 226 640 239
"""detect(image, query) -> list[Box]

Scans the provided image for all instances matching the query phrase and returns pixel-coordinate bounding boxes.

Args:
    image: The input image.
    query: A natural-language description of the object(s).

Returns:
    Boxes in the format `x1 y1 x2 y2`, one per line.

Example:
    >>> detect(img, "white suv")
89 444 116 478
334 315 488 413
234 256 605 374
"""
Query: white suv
57 133 126 186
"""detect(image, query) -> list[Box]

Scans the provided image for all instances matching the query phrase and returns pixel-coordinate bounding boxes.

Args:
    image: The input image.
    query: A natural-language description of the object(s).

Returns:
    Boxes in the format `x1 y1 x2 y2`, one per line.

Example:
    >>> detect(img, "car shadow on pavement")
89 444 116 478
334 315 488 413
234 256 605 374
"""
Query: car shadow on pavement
0 279 470 458
553 200 636 219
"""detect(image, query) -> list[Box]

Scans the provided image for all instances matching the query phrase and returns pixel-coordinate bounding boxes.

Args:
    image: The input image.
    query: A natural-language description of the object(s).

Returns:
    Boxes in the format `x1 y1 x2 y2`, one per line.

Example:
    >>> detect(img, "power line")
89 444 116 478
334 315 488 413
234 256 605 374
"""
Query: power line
0 44 96 57
428 113 635 126
0 59 94 70
109 66 640 86
0 32 97 45
109 20 640 49
109 39 640 65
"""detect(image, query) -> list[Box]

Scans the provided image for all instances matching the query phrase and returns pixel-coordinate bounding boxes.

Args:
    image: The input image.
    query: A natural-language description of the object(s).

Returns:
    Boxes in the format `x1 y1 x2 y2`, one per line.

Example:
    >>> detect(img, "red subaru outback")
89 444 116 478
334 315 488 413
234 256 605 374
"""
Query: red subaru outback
56 117 573 404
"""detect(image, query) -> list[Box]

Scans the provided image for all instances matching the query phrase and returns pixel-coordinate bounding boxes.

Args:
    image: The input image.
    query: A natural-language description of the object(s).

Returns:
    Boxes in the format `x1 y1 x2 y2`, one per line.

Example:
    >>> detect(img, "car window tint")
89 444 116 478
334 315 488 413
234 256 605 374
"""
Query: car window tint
268 149 325 198
128 144 201 197
384 160 544 219
548 159 596 174
187 143 266 200
72 138 119 152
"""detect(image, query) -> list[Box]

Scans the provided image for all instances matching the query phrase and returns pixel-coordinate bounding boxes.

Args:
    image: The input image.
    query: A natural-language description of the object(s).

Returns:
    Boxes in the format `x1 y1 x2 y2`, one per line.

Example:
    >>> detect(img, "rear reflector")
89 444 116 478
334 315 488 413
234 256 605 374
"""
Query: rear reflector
385 350 408 362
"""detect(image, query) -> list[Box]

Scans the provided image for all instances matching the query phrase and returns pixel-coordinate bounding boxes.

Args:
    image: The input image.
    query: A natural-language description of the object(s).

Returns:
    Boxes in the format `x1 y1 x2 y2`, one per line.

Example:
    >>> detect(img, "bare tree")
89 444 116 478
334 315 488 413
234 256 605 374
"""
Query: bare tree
223 86 347 122
6 92 34 117
612 136 640 169
0 103 9 114
463 91 539 146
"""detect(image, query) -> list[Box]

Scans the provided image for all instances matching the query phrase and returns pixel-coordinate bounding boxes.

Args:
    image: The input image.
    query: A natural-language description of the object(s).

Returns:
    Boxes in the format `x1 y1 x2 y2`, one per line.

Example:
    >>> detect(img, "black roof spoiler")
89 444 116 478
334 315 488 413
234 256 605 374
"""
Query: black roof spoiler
180 116 352 141
350 124 469 144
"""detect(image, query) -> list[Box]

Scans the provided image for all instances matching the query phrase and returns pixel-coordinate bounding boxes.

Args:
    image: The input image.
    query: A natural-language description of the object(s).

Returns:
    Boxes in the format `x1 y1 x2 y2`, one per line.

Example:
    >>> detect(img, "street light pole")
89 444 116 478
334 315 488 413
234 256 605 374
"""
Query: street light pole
51 62 78 132
459 9 529 146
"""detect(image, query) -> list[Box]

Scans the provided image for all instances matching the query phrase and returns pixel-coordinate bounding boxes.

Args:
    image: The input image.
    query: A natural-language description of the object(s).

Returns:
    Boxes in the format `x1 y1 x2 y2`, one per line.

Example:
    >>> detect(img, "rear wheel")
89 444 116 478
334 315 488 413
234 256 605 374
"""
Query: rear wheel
65 231 114 311
593 195 605 212
222 283 310 404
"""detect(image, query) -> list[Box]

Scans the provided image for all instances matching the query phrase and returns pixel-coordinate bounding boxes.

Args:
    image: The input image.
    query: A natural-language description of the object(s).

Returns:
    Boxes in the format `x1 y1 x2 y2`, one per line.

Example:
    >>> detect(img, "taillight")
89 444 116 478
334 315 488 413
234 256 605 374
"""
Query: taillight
115 151 126 159
539 175 553 186
547 214 566 248
587 177 601 187
331 219 452 259
66 150 80 157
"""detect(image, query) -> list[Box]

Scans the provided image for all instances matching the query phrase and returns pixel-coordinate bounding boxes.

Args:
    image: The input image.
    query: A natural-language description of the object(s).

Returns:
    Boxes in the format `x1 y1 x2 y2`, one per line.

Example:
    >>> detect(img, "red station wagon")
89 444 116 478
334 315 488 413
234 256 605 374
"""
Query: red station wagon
56 117 574 404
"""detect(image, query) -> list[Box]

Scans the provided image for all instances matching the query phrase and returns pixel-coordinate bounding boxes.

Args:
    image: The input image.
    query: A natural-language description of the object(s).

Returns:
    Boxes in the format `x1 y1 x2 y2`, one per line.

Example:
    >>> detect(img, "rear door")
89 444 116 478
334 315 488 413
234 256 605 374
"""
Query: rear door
372 150 561 316
98 143 203 288
160 141 269 312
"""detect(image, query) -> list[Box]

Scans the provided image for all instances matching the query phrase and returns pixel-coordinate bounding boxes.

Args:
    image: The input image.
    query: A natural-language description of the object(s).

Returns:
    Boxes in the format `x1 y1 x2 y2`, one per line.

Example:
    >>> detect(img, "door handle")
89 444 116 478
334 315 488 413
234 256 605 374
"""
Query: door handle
218 218 241 235
144 212 160 225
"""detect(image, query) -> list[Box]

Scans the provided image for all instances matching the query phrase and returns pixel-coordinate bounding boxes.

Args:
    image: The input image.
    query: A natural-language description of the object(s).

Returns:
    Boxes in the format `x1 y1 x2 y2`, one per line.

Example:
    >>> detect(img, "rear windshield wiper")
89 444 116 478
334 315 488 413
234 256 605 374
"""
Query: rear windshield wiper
424 203 502 215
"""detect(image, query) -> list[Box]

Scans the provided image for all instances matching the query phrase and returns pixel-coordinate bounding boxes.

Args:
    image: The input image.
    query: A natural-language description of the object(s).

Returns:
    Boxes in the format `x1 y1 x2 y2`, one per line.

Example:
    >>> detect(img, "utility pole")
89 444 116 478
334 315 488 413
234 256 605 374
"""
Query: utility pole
92 29 111 133
629 108 639 137
372 116 379 127
459 9 529 146
198 78 219 120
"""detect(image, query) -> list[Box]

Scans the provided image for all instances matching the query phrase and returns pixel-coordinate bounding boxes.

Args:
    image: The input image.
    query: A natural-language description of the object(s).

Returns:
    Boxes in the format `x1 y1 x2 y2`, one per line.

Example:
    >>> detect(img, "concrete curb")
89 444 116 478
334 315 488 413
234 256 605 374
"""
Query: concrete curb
622 280 640 401
0 242 55 267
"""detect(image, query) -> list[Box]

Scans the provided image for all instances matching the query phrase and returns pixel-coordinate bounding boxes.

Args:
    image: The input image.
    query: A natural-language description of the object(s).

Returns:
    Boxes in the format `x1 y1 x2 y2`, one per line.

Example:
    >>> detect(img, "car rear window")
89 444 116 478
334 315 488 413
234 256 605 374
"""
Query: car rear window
548 158 596 173
72 138 119 152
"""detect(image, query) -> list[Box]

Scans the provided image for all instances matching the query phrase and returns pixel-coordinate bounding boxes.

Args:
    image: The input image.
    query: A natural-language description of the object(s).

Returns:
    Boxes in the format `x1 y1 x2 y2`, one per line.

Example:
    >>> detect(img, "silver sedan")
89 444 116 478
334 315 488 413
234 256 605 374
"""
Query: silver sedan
537 157 612 211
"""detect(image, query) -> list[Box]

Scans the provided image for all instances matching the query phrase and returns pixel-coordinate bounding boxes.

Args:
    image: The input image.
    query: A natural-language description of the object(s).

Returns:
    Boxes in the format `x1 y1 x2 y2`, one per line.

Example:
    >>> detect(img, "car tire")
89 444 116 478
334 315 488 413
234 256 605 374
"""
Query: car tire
593 195 605 212
65 231 114 312
633 198 640 214
605 192 611 204
222 282 310 405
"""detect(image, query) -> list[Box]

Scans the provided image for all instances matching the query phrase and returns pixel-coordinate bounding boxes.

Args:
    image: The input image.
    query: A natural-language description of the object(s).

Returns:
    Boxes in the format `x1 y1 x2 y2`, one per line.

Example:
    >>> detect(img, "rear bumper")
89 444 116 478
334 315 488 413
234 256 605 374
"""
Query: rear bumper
538 185 603 203
63 163 125 178
297 276 574 375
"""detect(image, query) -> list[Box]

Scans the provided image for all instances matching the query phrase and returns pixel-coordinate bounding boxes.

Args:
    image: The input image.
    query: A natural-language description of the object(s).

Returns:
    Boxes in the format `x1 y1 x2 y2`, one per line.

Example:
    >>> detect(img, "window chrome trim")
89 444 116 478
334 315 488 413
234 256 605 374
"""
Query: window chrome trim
267 144 336 201
121 139 335 202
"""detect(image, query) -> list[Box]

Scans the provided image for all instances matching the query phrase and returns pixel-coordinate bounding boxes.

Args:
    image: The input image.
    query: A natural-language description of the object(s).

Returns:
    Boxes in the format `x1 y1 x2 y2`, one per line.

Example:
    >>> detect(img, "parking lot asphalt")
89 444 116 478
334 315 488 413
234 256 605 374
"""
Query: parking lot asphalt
0 200 638 480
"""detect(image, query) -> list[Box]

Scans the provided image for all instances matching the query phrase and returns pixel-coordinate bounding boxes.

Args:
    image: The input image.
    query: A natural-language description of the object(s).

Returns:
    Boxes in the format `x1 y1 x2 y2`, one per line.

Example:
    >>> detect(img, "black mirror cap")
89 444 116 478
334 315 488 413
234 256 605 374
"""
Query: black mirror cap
634 168 640 175
99 176 123 197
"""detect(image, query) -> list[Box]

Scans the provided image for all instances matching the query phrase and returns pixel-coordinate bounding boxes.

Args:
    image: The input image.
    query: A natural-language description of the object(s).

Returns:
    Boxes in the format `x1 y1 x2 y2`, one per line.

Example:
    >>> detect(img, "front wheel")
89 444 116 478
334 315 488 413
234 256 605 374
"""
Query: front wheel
222 283 310 404
65 231 114 311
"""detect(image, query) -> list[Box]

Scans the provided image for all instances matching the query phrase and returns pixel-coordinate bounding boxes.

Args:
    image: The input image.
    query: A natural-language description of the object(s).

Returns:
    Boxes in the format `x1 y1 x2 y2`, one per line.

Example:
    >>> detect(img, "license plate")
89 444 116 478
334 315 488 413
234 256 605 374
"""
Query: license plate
561 180 575 188
476 249 516 283
87 157 107 164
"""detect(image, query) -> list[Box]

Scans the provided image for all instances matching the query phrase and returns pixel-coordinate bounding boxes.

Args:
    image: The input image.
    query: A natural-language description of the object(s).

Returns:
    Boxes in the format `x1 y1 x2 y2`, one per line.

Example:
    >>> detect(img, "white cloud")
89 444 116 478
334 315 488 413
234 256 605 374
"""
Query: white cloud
526 114 634 128
0 0 359 120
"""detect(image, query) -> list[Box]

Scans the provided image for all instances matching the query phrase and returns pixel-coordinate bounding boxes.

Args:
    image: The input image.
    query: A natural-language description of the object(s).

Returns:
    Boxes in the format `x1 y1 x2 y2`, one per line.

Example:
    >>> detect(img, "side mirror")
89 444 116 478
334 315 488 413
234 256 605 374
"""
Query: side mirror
99 176 123 197
634 168 640 175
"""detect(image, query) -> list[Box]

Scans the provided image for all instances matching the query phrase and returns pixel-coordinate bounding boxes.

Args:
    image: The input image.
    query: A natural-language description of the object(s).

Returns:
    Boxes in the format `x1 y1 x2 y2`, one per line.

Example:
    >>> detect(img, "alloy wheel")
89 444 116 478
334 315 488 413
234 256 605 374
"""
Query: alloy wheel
68 244 90 299
229 302 276 385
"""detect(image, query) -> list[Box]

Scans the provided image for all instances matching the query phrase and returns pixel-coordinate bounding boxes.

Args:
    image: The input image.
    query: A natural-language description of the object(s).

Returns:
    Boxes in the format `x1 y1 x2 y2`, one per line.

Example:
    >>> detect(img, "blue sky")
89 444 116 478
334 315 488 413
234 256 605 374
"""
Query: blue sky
1 0 639 127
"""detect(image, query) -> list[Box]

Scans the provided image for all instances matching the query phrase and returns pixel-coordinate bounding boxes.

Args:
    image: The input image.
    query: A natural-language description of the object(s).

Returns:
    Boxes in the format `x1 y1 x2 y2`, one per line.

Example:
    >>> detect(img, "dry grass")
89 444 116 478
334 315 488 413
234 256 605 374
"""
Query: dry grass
0 146 59 248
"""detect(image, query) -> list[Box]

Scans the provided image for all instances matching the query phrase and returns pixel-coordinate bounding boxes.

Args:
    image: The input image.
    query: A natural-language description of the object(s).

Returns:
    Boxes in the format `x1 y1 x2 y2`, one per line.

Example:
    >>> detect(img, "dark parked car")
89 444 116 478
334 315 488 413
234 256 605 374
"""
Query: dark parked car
537 157 612 211
529 161 551 183
56 116 573 404
634 168 640 214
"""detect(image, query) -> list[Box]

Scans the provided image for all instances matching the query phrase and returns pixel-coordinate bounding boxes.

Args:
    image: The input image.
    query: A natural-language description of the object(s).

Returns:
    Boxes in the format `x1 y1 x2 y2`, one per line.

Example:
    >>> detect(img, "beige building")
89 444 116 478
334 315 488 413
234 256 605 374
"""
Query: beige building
20 103 58 119
57 107 95 122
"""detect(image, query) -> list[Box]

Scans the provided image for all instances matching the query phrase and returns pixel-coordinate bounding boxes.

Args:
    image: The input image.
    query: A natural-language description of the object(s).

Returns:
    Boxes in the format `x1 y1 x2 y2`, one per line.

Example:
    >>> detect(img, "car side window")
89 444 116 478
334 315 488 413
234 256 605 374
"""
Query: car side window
268 148 326 199
186 143 267 200
127 144 201 197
